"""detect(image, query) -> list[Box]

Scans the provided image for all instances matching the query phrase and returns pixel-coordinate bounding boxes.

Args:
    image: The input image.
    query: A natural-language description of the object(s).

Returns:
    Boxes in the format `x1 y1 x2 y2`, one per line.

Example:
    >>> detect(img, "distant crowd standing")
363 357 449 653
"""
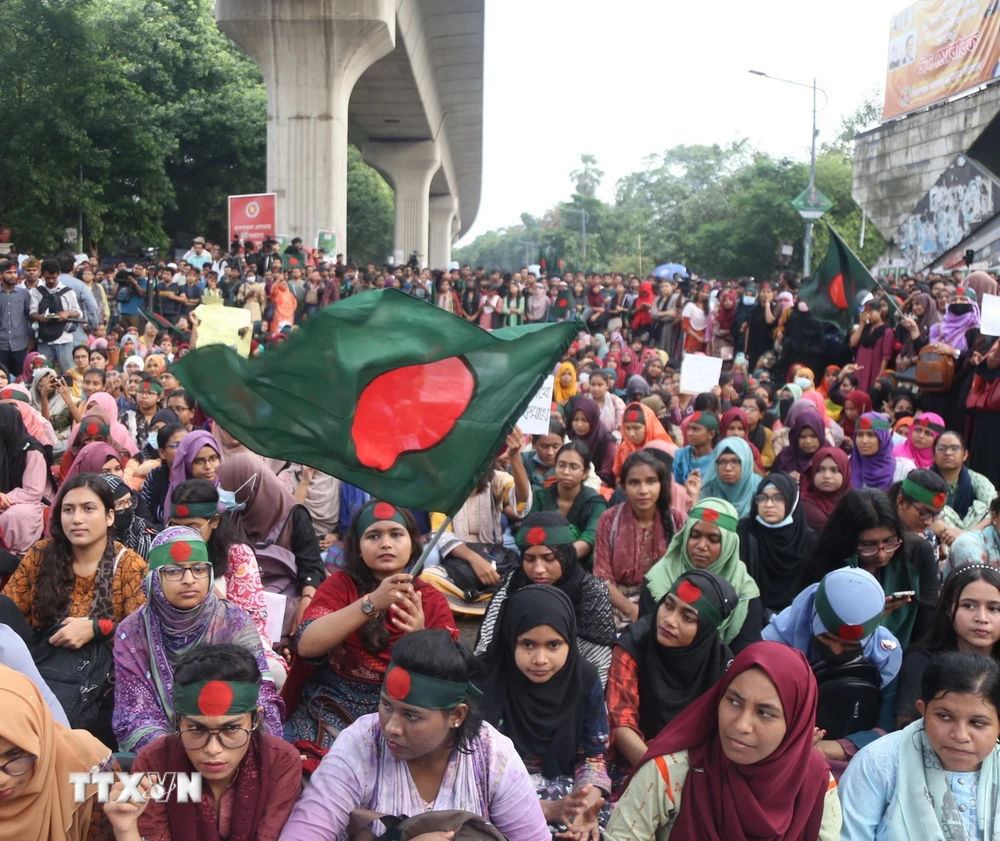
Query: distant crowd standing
3 236 1000 841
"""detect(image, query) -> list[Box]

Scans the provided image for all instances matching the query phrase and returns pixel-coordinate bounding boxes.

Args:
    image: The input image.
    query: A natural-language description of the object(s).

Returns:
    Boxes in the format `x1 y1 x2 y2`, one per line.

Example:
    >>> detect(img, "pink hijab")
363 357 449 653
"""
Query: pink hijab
0 383 55 446
69 392 138 456
893 411 944 469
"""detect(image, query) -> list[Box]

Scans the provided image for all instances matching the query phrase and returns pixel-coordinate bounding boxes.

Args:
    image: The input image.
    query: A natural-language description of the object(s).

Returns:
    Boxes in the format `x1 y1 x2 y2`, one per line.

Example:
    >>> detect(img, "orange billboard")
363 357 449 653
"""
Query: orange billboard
883 0 1000 121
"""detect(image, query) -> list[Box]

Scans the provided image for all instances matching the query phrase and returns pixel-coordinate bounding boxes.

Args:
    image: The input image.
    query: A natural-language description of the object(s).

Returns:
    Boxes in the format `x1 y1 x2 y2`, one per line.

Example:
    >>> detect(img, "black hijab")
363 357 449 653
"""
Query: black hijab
616 569 736 739
0 404 46 494
737 472 814 613
481 585 598 777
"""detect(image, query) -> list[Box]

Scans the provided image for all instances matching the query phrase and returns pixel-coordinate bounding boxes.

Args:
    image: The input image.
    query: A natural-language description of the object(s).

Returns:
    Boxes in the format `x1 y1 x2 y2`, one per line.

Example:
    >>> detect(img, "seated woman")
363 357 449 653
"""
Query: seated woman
614 402 674 481
168 479 286 684
528 442 607 567
567 398 617 487
949 496 1000 576
606 570 738 797
800 446 851 532
61 441 125 485
671 410 717 485
851 413 916 492
737 472 815 615
474 513 616 685
840 651 1000 841
772 405 826 481
279 629 549 841
605 641 841 841
804 489 939 649
1 381 57 457
640 499 763 653
763 566 901 763
0 664 114 841
112 527 284 753
893 411 944 468
0 405 54 553
894 564 1000 728
283 501 454 747
165 429 221 508
698 437 760 519
99 474 153 560
106 644 302 841
594 451 681 628
932 430 998 544
887 468 949 558
520 418 563 491
139 422 188 526
481 585 610 837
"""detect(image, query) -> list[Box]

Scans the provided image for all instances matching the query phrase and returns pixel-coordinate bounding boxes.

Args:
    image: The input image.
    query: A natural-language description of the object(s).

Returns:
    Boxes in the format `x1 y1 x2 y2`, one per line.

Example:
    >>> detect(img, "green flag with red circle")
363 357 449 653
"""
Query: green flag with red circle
171 289 576 516
798 222 878 335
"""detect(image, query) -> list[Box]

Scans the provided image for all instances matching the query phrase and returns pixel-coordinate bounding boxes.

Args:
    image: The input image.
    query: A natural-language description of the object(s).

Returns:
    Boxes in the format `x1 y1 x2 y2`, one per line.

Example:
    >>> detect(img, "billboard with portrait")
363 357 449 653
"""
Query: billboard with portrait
883 0 1000 121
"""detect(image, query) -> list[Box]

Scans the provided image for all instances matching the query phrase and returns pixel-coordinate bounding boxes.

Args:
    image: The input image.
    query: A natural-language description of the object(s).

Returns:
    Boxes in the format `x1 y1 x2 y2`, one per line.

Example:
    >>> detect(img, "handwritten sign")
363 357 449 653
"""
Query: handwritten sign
262 592 286 644
517 375 554 435
192 304 252 358
679 354 723 395
981 293 1000 338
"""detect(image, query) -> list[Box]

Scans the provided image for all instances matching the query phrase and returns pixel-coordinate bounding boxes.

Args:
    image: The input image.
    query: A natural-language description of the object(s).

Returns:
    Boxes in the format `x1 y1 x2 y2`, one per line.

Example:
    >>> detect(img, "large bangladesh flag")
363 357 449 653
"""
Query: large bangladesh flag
798 222 878 335
171 290 576 516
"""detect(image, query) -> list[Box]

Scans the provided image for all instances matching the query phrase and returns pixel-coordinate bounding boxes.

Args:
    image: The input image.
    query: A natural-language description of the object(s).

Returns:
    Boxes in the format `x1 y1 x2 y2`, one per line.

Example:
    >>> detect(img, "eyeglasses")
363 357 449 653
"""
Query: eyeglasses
192 453 221 468
857 539 903 557
935 444 962 453
0 753 37 776
177 724 255 750
755 493 786 506
716 458 742 468
159 562 212 581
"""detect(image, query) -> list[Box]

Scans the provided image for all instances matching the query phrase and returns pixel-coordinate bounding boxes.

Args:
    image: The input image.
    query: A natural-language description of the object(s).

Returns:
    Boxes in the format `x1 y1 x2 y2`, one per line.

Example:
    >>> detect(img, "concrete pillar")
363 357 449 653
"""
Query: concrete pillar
428 195 457 270
366 141 441 268
216 0 395 257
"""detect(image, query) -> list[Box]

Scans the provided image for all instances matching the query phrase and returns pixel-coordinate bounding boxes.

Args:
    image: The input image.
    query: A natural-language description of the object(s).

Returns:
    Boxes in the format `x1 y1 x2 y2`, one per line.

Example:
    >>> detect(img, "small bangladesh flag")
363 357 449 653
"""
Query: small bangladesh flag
171 290 576 516
798 222 878 335
550 288 576 321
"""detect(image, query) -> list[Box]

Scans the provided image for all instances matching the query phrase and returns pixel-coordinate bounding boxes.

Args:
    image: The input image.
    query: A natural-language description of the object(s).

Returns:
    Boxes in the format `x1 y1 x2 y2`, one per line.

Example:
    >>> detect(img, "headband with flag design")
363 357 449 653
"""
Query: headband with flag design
857 415 891 432
171 501 222 520
81 420 110 438
814 575 883 642
689 411 719 432
516 522 576 548
0 388 28 403
912 416 945 434
140 380 163 395
355 500 408 536
902 477 947 509
382 662 481 711
173 680 260 716
623 404 645 425
148 535 211 570
669 574 731 630
689 504 738 533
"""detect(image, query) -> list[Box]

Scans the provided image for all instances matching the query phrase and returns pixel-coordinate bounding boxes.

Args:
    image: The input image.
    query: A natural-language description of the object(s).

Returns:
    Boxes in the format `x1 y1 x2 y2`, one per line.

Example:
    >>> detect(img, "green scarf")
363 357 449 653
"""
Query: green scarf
892 717 1000 840
849 542 921 646
645 497 759 645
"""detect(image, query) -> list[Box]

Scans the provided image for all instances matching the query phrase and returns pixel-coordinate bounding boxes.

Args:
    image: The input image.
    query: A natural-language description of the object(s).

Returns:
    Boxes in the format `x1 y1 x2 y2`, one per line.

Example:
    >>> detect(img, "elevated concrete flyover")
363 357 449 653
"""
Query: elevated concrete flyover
216 0 483 267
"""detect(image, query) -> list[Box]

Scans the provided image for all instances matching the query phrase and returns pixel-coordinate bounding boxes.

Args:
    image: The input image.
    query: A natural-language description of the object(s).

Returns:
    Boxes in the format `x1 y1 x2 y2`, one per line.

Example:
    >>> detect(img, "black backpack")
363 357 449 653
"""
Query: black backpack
29 629 113 730
812 657 882 739
35 286 71 343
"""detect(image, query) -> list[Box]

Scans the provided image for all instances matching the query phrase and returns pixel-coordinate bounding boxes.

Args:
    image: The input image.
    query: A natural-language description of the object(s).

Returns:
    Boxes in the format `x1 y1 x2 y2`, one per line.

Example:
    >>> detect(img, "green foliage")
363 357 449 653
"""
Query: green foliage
347 145 394 267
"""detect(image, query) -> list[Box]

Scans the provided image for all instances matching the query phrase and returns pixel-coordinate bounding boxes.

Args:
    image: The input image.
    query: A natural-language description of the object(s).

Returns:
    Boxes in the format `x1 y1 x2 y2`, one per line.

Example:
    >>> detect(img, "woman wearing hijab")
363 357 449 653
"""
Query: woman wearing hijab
554 360 578 406
772 405 826 479
0 665 113 841
640 499 763 653
710 289 738 357
0 405 53 553
60 442 124 484
31 367 73 445
78 392 139 458
606 640 841 841
932 431 997 544
614 402 673 479
745 283 778 369
631 281 656 342
800 446 852 532
481 585 610 836
738 473 815 614
895 292 939 379
892 411 943 468
851 412 915 491
165 429 221 510
20 350 47 384
698 437 760 519
0 382 56 450
474 513 617 685
606 570 737 794
567 398 617 487
112 527 284 753
840 389 873 441
98 473 153 560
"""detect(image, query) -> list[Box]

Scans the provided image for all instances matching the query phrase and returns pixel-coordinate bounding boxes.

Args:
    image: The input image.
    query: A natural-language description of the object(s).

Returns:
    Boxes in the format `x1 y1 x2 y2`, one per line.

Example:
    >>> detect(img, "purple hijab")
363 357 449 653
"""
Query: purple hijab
773 407 825 475
929 300 980 351
850 412 897 491
165 430 221 516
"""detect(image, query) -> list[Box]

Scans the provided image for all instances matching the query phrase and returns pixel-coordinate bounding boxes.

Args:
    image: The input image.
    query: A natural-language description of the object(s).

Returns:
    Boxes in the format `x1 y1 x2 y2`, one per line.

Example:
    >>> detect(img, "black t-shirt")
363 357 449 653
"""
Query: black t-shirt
159 282 184 318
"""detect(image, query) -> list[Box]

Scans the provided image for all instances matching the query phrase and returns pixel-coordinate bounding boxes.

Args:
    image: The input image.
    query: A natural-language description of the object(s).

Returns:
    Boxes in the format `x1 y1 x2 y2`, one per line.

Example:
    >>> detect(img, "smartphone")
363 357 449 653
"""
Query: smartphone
888 590 915 601
735 352 747 366
62 374 74 386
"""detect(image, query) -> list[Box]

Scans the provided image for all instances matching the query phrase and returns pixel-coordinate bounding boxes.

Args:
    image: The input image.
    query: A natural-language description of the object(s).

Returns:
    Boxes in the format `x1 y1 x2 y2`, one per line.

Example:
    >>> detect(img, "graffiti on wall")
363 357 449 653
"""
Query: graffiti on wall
895 155 1000 273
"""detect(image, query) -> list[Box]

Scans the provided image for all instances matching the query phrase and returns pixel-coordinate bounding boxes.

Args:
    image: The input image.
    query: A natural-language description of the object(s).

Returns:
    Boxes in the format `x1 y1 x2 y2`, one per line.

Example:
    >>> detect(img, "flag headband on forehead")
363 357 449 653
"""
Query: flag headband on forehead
0 387 28 403
688 411 719 432
516 523 575 548
355 500 408 536
140 380 163 395
623 404 645 425
689 504 737 533
171 502 221 520
669 576 729 630
902 477 946 509
81 421 110 438
148 535 210 570
383 662 481 710
858 415 891 432
173 680 260 716
814 575 883 642
912 416 945 434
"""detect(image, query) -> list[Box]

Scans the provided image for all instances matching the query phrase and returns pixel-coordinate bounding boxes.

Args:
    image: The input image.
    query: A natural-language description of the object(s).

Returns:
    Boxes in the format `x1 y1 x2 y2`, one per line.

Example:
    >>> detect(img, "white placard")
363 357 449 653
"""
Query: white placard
981 293 1000 337
517 375 554 435
679 354 723 395
262 591 286 644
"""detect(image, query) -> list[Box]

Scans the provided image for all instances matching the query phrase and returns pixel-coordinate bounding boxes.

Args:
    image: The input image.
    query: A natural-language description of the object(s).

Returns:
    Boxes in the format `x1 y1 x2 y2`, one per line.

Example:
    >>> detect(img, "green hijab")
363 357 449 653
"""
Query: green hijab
645 497 759 644
781 382 803 401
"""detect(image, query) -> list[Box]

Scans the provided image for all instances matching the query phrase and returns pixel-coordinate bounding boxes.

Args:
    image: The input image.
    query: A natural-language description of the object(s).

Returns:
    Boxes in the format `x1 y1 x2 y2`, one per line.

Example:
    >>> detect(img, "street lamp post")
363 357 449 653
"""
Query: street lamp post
749 70 826 276
564 208 589 269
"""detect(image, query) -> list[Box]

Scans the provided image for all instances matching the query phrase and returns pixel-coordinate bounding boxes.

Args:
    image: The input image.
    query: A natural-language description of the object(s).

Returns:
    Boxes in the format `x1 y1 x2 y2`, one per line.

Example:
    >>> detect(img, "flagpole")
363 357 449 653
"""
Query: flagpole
408 517 453 577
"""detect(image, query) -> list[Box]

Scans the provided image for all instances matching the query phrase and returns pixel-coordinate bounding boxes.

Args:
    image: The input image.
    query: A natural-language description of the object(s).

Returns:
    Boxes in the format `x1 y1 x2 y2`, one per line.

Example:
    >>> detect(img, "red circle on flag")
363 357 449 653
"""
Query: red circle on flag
838 624 865 642
373 502 396 520
526 526 547 546
142 382 151 391
86 423 99 436
169 541 193 562
197 681 235 716
933 492 946 508
690 412 702 424
701 508 719 523
859 417 872 430
1 389 10 399
386 667 411 700
175 504 190 518
557 298 567 307
677 580 703 604
828 274 848 309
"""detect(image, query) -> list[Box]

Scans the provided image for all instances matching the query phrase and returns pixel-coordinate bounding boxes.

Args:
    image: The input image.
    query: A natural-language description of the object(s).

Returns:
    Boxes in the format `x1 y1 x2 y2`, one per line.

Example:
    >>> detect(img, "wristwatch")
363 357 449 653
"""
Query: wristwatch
361 595 375 615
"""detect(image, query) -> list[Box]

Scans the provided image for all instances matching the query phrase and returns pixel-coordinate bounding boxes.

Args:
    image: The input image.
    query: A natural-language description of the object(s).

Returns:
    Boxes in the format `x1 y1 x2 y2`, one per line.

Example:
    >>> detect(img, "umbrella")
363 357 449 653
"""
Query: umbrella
652 263 688 279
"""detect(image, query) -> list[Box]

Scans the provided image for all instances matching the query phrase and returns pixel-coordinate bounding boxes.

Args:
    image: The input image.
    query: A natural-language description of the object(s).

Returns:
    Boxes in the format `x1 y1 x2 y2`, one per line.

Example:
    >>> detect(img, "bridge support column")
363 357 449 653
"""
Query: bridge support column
366 141 441 269
216 0 395 257
428 195 458 270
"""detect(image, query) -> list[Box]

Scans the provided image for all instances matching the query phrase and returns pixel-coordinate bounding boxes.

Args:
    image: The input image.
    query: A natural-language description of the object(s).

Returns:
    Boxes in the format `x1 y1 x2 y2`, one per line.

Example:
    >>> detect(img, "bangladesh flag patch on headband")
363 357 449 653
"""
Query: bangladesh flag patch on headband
140 380 163 395
814 577 883 642
623 405 645 425
355 500 409 536
173 680 260 716
383 663 481 711
148 537 210 570
0 388 28 403
902 477 946 509
858 415 891 432
82 421 110 438
690 505 737 532
913 417 945 434
516 523 576 548
171 502 221 520
689 411 719 432
670 576 728 630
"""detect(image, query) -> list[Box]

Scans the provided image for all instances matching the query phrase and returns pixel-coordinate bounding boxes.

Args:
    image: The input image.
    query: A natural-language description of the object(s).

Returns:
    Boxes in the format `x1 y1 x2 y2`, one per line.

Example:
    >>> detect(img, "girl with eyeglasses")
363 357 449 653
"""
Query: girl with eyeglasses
886 468 950 559
138 422 188 527
105 644 302 841
931 430 999 546
112 527 284 753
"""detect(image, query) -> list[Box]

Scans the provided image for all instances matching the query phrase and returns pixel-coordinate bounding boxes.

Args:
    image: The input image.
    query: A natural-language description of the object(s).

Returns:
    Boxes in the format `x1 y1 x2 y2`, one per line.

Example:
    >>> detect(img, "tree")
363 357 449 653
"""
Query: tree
570 154 604 198
347 145 394 266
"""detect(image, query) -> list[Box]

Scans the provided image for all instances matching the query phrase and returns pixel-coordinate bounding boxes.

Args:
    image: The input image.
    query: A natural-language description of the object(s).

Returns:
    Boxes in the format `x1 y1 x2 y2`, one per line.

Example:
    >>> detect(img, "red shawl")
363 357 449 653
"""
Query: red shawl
631 281 655 330
841 390 872 439
800 446 852 532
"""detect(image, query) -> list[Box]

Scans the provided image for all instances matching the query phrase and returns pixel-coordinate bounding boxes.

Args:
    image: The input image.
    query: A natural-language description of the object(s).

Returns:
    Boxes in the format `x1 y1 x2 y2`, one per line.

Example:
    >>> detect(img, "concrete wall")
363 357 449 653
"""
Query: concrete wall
852 84 1000 241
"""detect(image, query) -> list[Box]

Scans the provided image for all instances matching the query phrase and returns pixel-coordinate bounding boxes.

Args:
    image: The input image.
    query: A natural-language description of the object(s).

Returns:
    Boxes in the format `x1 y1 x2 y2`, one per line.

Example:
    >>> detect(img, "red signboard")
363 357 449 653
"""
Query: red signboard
228 193 276 243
